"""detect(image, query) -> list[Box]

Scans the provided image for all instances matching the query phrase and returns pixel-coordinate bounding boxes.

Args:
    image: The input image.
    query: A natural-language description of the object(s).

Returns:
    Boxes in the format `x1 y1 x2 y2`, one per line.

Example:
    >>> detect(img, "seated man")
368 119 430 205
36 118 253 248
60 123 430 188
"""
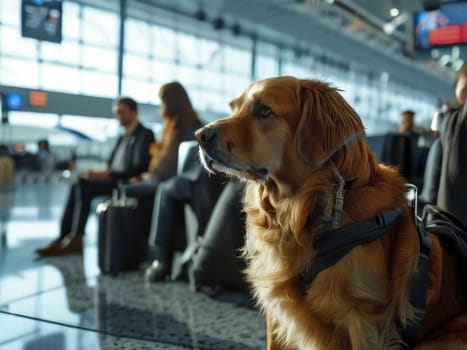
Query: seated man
381 110 429 182
35 97 155 257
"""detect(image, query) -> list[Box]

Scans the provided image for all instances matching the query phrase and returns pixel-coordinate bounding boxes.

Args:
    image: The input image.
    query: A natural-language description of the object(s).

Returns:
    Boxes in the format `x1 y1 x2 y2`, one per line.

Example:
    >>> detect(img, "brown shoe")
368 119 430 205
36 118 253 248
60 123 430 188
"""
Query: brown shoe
37 235 83 257
59 235 83 255
35 238 63 256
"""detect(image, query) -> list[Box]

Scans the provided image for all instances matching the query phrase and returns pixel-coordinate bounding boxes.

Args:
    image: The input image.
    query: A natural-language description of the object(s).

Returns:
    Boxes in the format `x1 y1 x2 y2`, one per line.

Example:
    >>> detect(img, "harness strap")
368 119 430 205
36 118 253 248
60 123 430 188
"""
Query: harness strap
299 207 432 349
301 208 402 285
400 218 432 348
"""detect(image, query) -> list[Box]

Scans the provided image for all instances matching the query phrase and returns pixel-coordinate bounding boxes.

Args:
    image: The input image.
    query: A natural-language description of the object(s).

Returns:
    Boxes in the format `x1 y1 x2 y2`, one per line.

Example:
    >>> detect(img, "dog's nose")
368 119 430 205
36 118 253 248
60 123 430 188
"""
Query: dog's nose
195 127 217 147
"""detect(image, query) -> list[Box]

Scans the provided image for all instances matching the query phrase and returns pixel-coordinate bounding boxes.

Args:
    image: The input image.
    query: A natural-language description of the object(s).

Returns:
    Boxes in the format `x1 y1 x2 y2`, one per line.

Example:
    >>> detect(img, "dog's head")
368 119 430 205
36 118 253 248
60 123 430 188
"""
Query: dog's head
196 76 376 188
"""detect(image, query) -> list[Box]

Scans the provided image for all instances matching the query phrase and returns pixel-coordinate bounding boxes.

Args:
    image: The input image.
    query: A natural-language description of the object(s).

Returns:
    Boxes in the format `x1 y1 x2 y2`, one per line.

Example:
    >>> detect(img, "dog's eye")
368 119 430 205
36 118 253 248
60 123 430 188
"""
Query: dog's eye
255 105 272 119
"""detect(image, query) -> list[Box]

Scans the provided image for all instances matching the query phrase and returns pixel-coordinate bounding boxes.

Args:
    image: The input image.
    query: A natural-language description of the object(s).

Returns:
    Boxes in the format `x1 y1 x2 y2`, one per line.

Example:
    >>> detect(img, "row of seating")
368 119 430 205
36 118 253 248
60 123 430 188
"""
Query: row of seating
163 141 247 290
96 140 247 291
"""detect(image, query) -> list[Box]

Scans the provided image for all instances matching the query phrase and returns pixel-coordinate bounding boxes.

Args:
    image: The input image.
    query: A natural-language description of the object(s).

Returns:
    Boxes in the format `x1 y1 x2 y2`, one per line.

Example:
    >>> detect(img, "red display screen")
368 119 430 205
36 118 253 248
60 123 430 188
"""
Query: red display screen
29 91 48 107
428 24 467 46
414 2 467 49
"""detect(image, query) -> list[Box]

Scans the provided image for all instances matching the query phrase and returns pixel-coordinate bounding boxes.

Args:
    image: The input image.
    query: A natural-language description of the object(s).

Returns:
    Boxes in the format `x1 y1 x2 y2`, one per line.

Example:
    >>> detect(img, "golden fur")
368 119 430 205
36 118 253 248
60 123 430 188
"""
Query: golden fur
196 77 467 349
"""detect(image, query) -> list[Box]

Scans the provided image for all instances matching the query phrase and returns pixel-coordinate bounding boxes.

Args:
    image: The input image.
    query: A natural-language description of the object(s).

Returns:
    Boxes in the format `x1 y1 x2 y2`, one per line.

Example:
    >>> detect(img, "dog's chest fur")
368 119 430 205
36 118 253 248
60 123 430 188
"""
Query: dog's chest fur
242 166 416 349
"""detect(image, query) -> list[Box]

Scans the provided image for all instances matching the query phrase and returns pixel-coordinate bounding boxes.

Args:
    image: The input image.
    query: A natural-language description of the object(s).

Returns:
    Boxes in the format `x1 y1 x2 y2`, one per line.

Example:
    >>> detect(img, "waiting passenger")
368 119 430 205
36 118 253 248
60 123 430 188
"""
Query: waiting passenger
435 62 467 228
121 81 202 201
36 139 56 174
381 110 416 180
398 109 417 135
420 64 467 207
381 110 429 181
35 97 155 257
0 144 15 242
0 144 15 185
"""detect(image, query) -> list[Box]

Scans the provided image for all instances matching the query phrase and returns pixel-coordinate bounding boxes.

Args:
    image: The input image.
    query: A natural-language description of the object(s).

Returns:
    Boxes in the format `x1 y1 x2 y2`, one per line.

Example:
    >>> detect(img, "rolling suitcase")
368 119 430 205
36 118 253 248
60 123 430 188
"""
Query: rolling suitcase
97 194 148 276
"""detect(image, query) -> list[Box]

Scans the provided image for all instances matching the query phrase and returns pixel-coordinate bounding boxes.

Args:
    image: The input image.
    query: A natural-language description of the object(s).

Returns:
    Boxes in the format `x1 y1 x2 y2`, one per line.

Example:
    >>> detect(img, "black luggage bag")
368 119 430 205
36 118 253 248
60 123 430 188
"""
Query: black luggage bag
422 204 467 270
97 196 148 276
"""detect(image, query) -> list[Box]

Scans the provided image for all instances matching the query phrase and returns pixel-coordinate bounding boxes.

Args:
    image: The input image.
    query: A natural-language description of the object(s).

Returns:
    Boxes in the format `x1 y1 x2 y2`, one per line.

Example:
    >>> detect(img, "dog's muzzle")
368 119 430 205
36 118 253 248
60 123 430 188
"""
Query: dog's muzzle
195 126 268 179
195 126 221 173
195 126 216 151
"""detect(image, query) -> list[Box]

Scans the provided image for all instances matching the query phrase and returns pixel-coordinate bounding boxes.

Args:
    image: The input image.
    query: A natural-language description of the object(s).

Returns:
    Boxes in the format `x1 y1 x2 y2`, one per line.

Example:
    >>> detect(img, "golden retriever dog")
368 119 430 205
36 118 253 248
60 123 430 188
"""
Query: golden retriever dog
195 77 467 350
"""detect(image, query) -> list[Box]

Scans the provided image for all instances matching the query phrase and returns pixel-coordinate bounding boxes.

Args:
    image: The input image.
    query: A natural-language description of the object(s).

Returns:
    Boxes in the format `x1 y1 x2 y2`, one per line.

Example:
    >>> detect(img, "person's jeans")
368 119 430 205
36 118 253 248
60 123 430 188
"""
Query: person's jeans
60 178 115 238
147 176 192 263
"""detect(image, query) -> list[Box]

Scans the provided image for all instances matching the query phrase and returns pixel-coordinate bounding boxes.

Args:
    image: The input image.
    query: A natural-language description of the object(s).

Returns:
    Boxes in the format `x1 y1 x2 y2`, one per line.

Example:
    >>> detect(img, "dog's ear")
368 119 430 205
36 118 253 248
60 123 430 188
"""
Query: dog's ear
296 79 364 167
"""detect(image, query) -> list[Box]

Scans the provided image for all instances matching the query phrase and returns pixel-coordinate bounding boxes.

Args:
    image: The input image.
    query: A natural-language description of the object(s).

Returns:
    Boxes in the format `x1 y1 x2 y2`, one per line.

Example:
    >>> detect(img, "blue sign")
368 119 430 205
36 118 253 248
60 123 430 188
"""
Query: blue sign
6 93 22 110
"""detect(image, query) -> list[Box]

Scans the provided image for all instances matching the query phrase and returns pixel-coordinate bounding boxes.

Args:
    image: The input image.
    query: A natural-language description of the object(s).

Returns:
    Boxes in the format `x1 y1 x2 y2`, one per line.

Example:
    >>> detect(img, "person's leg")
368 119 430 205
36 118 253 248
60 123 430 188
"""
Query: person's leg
148 177 191 260
59 183 78 239
71 178 115 236
36 178 115 257
146 176 192 281
35 183 79 256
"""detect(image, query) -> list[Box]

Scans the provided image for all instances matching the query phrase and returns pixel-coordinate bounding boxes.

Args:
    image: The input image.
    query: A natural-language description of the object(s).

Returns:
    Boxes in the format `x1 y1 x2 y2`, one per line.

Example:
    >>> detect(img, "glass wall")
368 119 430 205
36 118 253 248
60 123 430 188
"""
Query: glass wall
0 0 437 139
0 1 118 97
121 18 252 115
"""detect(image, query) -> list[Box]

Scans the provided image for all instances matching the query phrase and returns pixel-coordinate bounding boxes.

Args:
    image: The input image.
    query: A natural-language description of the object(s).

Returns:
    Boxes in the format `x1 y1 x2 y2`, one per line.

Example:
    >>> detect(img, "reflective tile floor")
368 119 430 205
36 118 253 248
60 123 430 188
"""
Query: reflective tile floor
0 179 265 350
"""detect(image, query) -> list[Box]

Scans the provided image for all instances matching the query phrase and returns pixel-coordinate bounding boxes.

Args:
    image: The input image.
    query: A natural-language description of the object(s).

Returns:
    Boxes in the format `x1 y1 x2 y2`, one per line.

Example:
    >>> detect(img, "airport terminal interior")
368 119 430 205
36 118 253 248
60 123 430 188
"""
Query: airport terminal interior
0 0 465 349
0 178 265 349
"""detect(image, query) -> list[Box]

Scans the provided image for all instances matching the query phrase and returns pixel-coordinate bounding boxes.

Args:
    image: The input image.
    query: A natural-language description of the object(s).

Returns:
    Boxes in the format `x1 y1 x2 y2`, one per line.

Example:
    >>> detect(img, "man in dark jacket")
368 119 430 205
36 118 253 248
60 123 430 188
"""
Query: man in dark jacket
437 101 467 229
419 62 467 227
36 97 155 257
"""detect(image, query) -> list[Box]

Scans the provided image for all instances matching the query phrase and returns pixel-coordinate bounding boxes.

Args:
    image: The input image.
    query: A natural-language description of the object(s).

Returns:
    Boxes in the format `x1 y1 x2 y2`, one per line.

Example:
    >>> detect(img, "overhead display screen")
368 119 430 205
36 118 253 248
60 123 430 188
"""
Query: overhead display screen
21 0 62 43
413 1 467 49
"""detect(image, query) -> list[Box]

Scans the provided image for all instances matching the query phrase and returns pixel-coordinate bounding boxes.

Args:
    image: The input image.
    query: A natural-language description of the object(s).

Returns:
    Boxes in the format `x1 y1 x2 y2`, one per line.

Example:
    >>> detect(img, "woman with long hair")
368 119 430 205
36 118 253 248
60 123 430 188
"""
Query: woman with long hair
147 82 202 181
123 82 202 198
